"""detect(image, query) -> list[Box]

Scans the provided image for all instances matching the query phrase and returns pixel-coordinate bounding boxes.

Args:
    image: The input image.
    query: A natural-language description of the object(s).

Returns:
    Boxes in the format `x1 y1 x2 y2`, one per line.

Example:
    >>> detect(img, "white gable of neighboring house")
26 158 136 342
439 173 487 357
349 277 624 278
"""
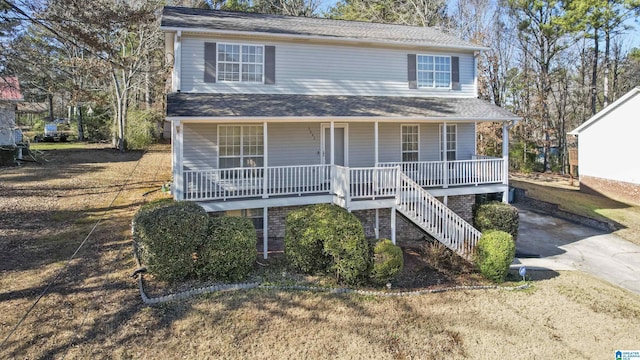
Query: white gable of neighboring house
569 87 640 185
0 105 17 146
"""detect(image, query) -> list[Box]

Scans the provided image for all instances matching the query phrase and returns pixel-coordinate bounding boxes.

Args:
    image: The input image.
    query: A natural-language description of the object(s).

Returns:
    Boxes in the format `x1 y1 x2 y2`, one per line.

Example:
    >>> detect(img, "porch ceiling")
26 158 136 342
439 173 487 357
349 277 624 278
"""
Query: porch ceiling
166 93 519 122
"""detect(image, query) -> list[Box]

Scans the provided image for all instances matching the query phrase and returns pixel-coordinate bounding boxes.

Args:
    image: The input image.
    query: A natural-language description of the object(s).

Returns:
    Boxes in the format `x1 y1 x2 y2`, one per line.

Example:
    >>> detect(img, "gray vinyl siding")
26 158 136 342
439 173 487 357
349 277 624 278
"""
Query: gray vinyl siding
377 122 476 163
267 123 321 166
180 121 477 171
456 123 476 160
179 36 476 97
182 123 217 170
378 123 401 163
421 123 440 161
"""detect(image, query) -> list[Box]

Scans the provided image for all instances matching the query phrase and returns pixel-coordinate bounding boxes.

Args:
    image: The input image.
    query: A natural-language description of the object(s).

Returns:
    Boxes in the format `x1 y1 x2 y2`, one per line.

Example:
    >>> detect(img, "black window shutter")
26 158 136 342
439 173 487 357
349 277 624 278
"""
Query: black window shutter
204 42 217 83
408 54 417 89
451 56 460 90
265 45 276 85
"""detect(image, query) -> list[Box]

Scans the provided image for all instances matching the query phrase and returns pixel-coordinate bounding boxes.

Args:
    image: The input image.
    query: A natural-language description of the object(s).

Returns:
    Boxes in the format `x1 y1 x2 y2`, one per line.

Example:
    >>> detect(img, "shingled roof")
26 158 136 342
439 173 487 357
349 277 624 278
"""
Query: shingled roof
0 77 23 102
161 6 484 51
167 93 518 121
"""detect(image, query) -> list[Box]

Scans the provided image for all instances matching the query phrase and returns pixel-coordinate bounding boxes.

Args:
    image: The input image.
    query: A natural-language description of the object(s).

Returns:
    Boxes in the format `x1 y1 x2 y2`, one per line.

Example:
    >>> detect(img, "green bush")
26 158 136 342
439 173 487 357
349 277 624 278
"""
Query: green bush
284 204 371 284
198 217 257 282
125 109 162 150
133 201 209 283
475 230 515 283
370 239 404 285
284 204 334 273
322 209 371 285
473 201 519 242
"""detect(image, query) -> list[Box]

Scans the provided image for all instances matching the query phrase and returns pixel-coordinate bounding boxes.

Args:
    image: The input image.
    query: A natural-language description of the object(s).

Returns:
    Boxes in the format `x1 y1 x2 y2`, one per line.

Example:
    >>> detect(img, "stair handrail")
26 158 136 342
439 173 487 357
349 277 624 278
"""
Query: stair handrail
397 172 481 261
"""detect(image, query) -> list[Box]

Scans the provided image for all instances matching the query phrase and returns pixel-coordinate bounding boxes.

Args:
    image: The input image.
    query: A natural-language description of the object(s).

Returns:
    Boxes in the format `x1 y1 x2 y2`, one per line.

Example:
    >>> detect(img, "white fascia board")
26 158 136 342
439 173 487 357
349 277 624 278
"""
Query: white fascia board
159 26 488 52
167 116 521 123
569 87 640 135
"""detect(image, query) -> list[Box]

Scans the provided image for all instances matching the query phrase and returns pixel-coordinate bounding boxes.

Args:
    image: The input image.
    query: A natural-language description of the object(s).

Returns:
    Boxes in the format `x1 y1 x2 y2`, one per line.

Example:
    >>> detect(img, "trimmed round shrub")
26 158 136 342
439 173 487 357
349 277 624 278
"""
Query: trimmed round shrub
198 216 257 282
284 204 335 273
475 230 515 283
473 201 519 241
370 239 404 285
322 209 371 285
284 204 371 284
133 201 209 283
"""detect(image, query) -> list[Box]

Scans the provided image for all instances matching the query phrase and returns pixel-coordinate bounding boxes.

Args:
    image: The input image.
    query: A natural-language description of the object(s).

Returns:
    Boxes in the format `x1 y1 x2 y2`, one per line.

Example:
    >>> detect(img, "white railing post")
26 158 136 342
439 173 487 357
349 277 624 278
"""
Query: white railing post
345 167 350 209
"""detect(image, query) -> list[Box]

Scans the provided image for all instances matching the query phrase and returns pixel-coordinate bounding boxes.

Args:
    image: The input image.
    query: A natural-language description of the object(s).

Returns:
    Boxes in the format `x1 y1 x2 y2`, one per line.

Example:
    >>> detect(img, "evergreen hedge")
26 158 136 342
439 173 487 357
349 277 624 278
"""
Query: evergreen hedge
133 200 256 283
284 204 372 284
370 239 404 285
198 217 257 282
473 201 519 241
475 230 515 283
133 200 209 283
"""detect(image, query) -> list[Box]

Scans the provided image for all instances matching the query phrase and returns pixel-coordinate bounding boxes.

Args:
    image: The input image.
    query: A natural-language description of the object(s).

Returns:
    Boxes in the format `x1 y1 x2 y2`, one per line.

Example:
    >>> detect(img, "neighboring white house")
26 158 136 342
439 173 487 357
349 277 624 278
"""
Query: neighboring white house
160 7 520 259
569 87 640 204
0 77 23 146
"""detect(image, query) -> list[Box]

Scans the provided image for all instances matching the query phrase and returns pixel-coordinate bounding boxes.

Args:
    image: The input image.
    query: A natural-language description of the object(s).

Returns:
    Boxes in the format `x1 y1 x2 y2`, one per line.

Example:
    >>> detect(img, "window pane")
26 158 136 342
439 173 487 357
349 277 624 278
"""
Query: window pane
220 157 241 168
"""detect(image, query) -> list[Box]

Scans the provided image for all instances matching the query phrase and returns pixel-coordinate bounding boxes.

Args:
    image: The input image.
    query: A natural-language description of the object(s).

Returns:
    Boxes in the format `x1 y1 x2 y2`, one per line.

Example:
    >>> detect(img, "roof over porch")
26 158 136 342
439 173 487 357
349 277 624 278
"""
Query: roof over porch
166 93 520 122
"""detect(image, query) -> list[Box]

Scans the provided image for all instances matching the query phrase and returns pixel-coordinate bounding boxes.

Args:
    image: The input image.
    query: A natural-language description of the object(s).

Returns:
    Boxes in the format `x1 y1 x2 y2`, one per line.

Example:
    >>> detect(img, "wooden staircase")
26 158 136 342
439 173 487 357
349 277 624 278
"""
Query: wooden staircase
396 172 481 261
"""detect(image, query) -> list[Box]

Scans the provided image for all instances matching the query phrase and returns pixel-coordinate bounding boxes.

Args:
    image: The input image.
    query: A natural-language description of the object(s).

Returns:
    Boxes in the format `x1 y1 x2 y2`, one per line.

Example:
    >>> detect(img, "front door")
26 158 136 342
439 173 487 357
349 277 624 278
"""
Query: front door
322 124 347 166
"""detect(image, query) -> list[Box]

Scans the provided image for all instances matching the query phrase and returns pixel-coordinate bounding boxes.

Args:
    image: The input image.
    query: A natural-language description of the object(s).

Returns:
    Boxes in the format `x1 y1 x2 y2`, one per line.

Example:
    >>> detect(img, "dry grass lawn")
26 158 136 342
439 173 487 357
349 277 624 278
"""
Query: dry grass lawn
511 173 640 246
1 146 639 359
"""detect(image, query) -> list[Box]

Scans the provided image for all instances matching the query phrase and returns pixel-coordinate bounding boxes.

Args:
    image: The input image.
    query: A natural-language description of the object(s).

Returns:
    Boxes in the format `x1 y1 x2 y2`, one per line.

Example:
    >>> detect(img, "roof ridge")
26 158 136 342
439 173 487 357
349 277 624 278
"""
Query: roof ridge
162 6 448 31
161 6 483 50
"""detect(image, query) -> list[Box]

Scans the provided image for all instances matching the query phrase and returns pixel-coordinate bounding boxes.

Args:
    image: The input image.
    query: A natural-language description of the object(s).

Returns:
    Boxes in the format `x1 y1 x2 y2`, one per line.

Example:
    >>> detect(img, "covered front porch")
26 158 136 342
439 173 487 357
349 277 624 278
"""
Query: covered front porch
172 119 511 208
180 159 507 204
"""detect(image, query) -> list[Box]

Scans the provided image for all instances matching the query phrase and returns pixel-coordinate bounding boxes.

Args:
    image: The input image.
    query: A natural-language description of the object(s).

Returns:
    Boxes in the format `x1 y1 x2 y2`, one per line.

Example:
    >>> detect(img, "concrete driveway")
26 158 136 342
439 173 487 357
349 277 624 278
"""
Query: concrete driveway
513 206 640 294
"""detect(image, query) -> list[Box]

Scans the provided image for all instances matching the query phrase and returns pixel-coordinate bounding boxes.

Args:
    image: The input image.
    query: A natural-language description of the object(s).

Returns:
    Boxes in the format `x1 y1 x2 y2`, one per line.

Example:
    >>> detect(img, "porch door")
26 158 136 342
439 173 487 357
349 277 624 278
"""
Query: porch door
322 125 347 166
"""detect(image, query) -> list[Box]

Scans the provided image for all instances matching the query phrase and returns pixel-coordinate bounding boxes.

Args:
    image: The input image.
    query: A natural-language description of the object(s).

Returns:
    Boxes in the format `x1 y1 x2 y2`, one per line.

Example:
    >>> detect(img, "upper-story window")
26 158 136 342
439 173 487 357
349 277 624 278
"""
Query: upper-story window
217 44 264 82
417 55 451 89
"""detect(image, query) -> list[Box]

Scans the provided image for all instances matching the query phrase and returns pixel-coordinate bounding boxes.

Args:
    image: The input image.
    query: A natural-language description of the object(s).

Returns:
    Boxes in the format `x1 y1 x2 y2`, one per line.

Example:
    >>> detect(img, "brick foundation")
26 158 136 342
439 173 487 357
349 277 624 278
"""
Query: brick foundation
216 195 478 254
446 194 475 224
580 175 640 206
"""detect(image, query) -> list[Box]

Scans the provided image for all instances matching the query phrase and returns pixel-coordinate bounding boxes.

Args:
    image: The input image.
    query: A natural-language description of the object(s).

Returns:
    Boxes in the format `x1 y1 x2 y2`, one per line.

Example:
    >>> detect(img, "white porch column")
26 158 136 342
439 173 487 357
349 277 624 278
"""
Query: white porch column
173 31 181 92
374 120 379 165
330 121 335 165
390 207 396 245
172 120 184 200
263 207 268 259
263 121 268 199
442 122 449 188
502 122 510 203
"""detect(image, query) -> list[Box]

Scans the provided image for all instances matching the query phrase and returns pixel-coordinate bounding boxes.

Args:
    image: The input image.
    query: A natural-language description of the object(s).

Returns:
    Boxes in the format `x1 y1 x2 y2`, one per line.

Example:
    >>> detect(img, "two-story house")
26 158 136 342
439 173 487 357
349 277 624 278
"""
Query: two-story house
161 6 519 260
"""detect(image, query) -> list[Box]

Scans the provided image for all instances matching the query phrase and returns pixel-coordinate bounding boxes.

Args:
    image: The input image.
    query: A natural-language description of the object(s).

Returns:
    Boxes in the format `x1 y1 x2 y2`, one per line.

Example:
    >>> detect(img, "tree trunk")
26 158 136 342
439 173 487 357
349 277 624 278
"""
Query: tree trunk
77 104 84 141
603 28 610 107
591 30 599 116
47 93 54 122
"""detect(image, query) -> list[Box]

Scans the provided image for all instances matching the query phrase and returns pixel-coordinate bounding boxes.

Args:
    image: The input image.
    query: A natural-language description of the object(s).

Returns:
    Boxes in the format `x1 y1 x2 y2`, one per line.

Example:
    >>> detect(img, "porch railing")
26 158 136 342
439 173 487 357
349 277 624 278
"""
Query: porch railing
333 166 400 207
184 164 332 201
378 157 504 188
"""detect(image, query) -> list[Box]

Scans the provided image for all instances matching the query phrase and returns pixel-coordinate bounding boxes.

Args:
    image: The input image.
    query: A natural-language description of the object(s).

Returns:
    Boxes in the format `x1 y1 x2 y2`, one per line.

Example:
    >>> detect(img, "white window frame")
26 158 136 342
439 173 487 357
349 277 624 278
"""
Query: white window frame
417 55 452 89
217 125 264 169
320 123 349 166
439 124 457 161
217 43 265 83
401 124 420 162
